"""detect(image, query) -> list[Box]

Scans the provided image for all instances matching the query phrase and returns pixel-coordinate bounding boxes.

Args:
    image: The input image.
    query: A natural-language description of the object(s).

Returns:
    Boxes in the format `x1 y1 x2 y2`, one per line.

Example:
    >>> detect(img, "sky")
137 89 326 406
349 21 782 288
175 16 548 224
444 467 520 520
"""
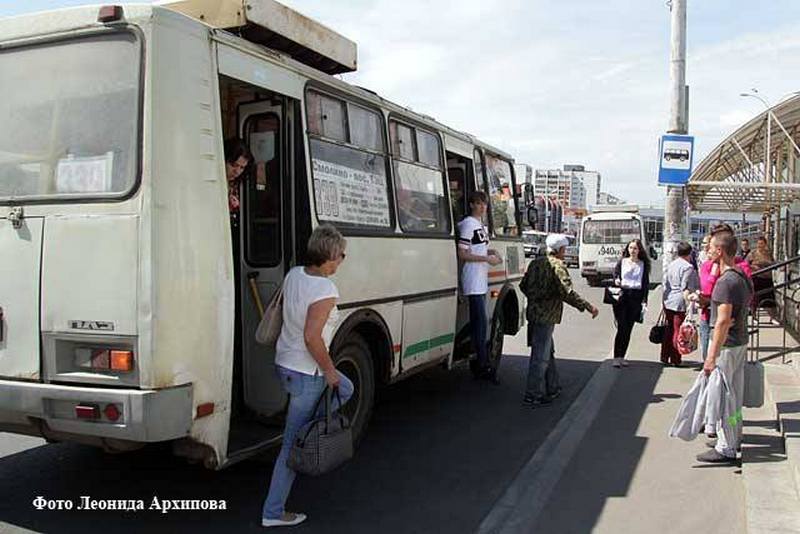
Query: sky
2 0 800 207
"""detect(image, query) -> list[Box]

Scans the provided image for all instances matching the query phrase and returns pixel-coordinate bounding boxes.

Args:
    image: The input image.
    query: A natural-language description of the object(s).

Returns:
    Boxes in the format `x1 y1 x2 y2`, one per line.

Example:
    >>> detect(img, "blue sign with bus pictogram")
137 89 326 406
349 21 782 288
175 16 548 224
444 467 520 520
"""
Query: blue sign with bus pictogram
658 134 695 186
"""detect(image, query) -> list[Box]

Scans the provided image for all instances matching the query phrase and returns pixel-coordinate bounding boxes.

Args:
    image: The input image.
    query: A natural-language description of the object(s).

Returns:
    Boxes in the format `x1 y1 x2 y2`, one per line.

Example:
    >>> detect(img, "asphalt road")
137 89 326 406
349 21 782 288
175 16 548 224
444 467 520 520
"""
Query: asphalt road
0 272 613 534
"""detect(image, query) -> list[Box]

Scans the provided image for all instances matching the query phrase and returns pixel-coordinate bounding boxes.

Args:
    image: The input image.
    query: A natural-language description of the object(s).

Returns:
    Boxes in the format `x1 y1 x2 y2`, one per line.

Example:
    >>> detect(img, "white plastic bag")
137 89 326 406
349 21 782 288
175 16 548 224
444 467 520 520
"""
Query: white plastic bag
669 372 709 441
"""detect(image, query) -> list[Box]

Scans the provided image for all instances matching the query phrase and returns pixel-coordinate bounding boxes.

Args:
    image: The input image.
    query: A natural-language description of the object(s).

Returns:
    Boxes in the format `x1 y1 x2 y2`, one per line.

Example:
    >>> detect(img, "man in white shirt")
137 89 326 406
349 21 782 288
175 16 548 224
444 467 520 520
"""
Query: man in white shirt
457 191 502 380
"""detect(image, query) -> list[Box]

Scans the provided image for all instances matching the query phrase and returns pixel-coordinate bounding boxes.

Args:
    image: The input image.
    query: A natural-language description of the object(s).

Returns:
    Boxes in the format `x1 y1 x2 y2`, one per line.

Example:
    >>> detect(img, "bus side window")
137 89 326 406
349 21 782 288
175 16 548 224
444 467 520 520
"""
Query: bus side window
448 167 465 224
390 121 450 234
447 152 473 225
245 114 281 266
484 154 517 237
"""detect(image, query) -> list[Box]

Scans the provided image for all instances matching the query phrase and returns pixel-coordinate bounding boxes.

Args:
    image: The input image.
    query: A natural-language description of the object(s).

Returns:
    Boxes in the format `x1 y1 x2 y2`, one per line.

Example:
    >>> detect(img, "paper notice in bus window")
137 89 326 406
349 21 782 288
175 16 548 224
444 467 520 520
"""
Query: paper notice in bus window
312 159 390 227
620 233 639 242
56 152 113 193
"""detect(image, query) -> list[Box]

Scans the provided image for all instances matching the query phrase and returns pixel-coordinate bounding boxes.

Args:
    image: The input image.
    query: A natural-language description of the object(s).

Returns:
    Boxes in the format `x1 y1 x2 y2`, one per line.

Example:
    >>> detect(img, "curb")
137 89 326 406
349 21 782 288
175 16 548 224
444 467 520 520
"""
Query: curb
477 358 619 534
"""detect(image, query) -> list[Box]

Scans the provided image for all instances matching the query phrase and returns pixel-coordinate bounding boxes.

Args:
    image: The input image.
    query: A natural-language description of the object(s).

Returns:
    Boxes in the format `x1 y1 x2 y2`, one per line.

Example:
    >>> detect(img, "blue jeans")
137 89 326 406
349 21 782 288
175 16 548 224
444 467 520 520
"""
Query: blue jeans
468 294 489 369
526 323 560 398
699 317 711 362
262 366 354 520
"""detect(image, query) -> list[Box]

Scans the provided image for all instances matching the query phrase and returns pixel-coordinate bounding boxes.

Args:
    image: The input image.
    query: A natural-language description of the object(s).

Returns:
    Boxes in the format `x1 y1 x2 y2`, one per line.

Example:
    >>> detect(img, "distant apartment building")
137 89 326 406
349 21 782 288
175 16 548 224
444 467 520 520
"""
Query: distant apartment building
532 167 587 211
564 165 601 207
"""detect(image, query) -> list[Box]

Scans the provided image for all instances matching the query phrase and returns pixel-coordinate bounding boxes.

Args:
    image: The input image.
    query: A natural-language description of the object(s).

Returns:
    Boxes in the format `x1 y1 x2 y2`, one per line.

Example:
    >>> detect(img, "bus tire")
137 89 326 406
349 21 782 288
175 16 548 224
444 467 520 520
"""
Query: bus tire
487 303 505 372
468 302 506 377
333 333 375 445
586 276 599 287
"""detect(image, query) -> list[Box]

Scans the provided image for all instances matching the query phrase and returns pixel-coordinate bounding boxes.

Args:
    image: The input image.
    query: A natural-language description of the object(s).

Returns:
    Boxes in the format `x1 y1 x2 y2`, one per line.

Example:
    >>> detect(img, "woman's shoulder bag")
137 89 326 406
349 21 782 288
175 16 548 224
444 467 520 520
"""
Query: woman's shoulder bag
255 286 283 347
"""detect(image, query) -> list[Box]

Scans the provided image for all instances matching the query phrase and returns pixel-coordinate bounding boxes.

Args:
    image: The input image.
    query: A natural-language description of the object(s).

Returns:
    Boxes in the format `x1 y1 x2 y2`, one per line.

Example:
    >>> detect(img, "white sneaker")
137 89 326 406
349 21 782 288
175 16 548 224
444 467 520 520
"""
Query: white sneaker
613 358 622 368
262 512 307 528
621 359 630 367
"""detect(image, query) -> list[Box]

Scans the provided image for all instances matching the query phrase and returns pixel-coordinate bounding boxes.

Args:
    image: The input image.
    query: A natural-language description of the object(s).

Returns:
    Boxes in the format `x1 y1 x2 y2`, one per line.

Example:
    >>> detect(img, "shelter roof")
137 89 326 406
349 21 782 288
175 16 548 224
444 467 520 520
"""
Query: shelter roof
688 94 800 212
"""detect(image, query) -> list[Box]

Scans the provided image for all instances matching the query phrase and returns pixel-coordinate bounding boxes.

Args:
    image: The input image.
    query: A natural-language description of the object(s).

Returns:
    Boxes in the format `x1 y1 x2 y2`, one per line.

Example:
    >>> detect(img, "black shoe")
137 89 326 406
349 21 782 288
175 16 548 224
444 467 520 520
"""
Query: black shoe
526 395 554 408
546 387 562 400
479 366 499 384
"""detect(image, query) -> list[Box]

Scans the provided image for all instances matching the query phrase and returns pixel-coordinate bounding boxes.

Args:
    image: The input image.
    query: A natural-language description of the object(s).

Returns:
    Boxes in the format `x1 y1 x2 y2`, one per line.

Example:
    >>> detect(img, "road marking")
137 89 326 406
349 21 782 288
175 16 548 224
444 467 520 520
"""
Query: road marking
477 358 619 534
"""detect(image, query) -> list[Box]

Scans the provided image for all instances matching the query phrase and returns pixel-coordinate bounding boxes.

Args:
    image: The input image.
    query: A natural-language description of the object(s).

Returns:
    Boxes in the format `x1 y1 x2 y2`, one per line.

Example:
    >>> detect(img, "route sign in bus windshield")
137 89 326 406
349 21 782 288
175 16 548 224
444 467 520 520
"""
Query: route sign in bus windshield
657 134 694 186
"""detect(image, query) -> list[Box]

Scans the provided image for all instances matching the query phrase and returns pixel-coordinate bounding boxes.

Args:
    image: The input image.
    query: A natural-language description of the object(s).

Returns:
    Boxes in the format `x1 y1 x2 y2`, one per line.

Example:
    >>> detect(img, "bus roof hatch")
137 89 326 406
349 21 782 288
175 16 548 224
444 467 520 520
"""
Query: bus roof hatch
161 0 358 75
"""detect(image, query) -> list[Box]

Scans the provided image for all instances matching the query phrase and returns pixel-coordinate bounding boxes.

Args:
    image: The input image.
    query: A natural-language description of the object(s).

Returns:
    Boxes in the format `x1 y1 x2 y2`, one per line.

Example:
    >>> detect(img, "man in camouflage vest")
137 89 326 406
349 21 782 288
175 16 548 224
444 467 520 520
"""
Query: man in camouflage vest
520 234 599 406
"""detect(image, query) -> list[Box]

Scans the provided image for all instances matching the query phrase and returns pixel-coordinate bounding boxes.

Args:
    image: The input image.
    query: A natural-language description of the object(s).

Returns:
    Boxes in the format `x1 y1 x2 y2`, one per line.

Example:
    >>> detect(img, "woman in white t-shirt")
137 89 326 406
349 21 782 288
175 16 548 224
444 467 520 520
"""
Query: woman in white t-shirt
261 224 354 528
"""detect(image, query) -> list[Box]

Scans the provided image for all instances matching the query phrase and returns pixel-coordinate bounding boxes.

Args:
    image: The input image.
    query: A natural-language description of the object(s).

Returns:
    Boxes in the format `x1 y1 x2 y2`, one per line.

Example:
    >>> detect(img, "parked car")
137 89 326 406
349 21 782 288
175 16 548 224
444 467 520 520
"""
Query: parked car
522 230 548 257
564 235 579 267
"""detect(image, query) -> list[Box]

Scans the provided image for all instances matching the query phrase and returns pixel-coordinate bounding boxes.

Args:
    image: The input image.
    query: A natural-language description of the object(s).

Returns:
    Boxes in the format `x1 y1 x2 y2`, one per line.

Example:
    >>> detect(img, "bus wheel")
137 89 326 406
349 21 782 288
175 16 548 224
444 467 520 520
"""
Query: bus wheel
469 304 505 377
487 304 505 373
333 334 375 445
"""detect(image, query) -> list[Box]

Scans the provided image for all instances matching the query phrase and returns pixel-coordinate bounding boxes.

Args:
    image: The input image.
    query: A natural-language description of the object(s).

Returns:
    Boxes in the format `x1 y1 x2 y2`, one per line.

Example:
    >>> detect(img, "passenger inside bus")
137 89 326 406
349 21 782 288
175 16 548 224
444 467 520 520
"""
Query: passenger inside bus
447 153 474 229
224 138 253 414
225 138 252 225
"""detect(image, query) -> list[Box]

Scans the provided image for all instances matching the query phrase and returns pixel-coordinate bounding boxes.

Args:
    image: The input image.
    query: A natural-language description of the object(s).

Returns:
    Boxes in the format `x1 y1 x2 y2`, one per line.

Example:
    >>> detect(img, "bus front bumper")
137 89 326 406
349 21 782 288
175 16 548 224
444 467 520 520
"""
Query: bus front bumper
0 379 193 443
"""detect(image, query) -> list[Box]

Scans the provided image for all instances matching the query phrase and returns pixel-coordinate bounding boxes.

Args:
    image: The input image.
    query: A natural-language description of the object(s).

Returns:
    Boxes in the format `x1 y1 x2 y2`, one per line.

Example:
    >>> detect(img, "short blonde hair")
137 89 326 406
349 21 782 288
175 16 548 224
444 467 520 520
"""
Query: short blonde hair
306 224 347 266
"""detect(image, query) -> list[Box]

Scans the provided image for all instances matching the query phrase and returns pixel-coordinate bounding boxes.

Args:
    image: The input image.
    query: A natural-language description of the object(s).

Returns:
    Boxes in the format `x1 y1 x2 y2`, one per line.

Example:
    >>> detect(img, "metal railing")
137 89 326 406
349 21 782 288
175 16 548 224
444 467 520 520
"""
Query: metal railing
748 254 800 364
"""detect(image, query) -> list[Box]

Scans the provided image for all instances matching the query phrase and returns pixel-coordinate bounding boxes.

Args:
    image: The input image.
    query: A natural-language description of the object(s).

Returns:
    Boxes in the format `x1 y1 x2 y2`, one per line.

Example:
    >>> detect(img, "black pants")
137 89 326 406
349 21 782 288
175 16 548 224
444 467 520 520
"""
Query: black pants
613 289 644 359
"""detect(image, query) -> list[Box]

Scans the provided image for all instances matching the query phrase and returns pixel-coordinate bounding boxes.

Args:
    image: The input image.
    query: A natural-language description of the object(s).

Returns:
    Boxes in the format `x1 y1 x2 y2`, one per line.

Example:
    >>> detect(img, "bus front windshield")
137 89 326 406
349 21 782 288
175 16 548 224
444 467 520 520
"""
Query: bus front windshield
583 219 641 245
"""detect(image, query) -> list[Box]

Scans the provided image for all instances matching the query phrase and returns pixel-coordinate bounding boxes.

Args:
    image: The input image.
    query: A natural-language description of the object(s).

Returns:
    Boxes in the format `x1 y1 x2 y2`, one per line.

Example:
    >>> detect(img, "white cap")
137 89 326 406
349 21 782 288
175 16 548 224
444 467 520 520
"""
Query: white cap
546 234 569 253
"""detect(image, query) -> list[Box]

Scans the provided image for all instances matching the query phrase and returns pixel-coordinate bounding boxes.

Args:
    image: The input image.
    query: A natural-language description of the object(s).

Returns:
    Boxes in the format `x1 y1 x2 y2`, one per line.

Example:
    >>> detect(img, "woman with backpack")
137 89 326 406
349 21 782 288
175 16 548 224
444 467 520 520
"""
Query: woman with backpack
611 239 651 368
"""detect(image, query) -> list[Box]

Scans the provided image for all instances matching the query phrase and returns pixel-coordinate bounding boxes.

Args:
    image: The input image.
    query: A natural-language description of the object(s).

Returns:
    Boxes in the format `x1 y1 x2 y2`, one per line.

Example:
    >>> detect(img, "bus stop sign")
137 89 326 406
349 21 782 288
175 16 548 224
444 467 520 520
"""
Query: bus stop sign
658 134 694 186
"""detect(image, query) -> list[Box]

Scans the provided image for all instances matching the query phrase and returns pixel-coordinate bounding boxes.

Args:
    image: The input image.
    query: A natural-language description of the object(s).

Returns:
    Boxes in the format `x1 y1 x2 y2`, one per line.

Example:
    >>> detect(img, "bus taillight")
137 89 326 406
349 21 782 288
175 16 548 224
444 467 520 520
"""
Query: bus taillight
104 404 121 422
75 404 100 420
110 350 134 372
76 348 135 372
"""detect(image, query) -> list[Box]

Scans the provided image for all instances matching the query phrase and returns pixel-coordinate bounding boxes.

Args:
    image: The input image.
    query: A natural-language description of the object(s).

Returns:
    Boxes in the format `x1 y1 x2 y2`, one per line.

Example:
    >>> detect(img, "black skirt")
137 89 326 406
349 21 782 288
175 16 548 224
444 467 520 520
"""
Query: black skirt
753 276 776 308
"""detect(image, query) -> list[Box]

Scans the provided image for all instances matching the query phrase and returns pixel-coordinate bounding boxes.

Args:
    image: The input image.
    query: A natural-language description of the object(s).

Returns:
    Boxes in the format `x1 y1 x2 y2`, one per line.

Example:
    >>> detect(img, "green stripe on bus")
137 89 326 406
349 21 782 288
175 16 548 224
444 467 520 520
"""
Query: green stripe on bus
403 333 455 359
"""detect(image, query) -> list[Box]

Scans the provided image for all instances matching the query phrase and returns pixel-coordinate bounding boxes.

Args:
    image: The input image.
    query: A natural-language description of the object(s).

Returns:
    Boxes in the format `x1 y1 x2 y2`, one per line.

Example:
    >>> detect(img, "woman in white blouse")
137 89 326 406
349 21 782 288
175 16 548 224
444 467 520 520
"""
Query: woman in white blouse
612 239 651 367
261 224 354 528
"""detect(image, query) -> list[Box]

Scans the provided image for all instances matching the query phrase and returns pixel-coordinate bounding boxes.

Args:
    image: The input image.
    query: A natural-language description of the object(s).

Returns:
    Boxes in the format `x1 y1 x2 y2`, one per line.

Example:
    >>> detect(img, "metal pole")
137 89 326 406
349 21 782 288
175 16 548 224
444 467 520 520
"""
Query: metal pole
663 0 688 278
545 177 550 233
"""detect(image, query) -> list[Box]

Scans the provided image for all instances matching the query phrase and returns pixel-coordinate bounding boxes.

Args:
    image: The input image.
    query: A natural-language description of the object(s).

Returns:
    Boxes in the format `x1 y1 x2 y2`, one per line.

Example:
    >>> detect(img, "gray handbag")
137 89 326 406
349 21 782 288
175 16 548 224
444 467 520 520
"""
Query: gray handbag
743 360 765 408
287 387 353 476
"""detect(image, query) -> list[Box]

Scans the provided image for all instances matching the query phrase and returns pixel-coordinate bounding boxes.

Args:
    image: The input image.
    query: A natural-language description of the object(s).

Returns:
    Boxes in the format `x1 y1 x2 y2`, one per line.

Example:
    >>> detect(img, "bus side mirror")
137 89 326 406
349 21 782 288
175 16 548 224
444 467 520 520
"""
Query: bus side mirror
527 207 537 228
523 183 533 206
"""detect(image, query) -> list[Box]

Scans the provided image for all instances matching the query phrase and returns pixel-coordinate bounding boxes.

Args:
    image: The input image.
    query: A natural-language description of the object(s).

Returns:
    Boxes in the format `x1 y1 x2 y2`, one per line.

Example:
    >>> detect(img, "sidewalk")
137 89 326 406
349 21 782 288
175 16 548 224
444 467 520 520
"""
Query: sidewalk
481 302 747 534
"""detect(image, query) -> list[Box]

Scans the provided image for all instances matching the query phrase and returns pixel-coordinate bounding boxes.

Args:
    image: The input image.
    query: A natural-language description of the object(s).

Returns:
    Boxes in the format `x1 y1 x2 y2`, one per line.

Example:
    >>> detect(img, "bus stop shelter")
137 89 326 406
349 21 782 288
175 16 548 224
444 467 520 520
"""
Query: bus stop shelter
687 94 800 215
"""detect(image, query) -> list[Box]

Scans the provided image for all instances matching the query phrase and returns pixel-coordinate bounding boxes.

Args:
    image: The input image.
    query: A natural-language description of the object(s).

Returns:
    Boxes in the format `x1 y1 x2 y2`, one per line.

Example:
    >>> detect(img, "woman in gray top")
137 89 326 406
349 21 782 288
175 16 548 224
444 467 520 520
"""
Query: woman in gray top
661 242 700 366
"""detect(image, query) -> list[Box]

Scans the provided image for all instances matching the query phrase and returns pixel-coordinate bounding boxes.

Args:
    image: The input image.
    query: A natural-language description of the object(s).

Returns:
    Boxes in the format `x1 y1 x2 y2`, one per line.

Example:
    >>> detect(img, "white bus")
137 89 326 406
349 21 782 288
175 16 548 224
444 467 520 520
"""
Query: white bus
579 208 660 287
0 1 526 469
